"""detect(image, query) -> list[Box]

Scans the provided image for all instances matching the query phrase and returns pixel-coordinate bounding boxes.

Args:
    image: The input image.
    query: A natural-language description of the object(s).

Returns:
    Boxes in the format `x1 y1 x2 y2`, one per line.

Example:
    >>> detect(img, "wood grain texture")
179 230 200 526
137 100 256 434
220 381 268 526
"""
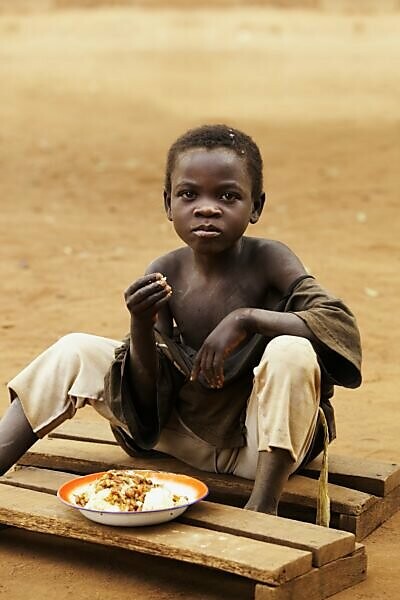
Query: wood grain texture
20 438 379 515
18 433 400 542
20 438 252 503
254 544 367 600
50 420 400 498
0 466 75 493
0 484 312 585
339 484 400 540
0 461 369 596
284 475 377 516
50 420 118 444
0 466 355 568
301 455 400 497
182 501 355 568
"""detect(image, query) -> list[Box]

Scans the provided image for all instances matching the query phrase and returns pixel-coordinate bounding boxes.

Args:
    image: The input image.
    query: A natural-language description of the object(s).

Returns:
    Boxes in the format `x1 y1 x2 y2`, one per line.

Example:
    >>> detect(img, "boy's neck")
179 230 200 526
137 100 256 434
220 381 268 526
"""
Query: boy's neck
190 237 245 277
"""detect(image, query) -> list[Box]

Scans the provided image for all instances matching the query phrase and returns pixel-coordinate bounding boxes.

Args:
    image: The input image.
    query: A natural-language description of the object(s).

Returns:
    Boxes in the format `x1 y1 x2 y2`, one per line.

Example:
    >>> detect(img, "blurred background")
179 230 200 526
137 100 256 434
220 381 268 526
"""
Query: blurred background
0 1 399 598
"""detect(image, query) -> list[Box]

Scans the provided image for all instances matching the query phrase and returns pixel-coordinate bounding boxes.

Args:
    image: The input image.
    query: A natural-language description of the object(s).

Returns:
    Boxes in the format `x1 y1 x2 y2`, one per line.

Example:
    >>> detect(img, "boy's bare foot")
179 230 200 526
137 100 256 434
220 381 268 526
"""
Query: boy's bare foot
243 500 278 515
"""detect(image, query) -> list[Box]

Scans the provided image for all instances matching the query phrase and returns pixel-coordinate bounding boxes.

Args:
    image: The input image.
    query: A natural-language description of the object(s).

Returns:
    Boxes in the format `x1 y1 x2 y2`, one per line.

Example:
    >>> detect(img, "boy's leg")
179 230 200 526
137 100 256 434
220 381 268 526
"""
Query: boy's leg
244 449 295 514
232 335 321 514
0 333 120 474
0 397 38 475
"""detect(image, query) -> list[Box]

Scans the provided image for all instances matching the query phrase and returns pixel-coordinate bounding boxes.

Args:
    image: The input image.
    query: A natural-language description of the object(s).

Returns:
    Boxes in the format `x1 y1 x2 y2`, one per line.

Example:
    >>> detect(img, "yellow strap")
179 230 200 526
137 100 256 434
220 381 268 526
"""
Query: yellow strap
316 406 330 527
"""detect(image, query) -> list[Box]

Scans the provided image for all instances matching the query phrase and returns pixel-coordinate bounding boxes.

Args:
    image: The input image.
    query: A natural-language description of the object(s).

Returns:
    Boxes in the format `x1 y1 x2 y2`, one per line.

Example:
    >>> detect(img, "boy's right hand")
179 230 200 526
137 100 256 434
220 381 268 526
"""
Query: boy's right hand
124 273 172 325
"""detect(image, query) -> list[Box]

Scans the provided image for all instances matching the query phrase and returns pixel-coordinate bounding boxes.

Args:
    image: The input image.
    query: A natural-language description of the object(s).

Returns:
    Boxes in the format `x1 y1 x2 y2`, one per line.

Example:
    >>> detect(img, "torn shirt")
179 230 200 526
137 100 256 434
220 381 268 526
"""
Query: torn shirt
103 275 362 450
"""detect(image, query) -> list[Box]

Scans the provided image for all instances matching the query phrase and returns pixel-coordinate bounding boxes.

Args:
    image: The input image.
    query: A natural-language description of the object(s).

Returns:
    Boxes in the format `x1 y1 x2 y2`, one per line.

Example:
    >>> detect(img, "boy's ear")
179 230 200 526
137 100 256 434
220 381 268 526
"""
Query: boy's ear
250 192 266 224
163 189 173 221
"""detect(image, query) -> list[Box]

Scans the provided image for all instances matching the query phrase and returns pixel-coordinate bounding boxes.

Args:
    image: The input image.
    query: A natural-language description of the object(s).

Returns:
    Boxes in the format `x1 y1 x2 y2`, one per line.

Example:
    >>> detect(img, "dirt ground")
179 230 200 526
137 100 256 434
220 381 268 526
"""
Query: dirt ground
0 1 399 598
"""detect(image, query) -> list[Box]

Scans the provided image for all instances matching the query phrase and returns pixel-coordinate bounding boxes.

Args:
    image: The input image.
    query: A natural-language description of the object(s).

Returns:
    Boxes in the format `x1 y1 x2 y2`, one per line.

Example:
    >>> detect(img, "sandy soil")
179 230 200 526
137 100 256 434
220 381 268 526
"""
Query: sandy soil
0 2 399 598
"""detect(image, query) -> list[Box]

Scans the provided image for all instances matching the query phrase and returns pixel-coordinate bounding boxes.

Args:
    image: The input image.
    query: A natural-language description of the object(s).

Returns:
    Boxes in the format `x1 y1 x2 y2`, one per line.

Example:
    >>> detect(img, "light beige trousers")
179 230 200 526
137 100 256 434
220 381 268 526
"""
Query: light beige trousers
7 333 320 480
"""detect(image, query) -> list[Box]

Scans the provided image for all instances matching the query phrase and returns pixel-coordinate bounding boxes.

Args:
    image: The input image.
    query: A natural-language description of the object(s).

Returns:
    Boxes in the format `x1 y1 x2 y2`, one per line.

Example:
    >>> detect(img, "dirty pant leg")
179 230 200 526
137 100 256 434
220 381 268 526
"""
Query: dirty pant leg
154 409 219 473
6 333 122 438
231 335 321 480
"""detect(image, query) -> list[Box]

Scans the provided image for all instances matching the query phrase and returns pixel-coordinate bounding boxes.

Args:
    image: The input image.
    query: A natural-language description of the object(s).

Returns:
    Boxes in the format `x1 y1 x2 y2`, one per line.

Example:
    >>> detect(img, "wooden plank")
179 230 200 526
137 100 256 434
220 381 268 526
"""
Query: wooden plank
283 476 377 517
20 441 387 541
23 437 208 478
49 420 166 458
339 483 400 540
0 465 75 493
20 438 379 517
301 454 400 497
20 438 251 505
50 420 117 444
182 502 355 568
255 544 367 600
0 466 355 568
51 420 400 498
0 484 312 585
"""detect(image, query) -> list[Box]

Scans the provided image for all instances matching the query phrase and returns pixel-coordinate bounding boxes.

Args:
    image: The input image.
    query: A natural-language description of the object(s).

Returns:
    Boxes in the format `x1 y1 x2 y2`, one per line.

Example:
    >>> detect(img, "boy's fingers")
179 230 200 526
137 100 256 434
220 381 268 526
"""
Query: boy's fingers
202 349 217 388
212 353 224 388
132 280 171 302
129 287 171 314
128 279 170 305
125 273 165 297
152 294 172 312
126 273 161 294
201 350 211 382
190 353 202 381
191 344 224 388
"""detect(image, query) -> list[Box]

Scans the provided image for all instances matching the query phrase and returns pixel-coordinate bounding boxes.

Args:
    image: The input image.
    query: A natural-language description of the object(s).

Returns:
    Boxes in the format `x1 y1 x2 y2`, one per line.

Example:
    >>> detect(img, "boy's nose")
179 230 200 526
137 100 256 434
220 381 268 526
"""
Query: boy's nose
193 202 222 217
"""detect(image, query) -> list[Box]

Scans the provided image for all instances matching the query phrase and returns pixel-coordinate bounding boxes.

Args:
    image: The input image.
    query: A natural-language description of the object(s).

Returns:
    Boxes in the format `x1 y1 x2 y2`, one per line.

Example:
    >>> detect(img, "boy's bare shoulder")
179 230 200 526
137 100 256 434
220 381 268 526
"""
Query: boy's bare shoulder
246 237 308 293
249 237 301 261
145 247 189 278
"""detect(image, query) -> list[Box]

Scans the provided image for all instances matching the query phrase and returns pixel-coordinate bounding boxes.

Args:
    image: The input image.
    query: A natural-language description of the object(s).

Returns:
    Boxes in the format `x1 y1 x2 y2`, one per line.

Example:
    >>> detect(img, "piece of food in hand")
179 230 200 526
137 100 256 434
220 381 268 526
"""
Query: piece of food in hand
159 274 172 295
74 470 188 512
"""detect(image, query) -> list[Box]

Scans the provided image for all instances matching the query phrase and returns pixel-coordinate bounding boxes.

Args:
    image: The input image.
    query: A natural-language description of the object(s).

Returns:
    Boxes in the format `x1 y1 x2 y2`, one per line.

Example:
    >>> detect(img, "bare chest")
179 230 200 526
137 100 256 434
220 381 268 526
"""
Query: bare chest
169 278 279 349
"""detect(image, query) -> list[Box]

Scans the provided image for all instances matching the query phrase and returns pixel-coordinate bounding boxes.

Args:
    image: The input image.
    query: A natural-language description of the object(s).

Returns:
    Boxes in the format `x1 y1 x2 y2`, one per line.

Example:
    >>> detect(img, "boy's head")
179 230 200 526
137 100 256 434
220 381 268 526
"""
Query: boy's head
164 125 266 253
164 124 263 202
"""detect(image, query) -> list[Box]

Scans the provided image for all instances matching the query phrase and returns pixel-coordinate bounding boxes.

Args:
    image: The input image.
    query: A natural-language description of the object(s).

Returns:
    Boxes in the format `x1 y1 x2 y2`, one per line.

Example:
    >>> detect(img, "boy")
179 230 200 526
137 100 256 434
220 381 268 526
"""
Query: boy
0 124 362 515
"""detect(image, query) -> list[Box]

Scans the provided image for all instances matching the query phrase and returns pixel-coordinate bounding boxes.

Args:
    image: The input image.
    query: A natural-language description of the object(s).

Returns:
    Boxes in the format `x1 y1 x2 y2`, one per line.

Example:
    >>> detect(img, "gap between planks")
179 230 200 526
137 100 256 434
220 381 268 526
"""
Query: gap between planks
0 467 367 600
0 465 356 568
21 437 379 517
21 422 400 540
0 483 313 586
51 419 400 496
255 544 367 600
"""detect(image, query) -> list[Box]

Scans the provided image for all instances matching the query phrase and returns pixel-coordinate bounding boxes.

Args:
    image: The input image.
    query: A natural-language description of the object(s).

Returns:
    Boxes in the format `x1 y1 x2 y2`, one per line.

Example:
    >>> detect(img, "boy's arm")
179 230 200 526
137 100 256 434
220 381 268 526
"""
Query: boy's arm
124 270 172 424
191 308 314 388
242 308 314 339
192 242 361 390
192 242 313 387
243 240 316 339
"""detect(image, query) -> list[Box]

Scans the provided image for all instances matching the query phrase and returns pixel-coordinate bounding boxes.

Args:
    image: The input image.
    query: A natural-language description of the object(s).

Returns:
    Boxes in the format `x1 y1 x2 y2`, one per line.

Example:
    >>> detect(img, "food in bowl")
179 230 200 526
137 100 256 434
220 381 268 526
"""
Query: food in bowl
74 469 189 512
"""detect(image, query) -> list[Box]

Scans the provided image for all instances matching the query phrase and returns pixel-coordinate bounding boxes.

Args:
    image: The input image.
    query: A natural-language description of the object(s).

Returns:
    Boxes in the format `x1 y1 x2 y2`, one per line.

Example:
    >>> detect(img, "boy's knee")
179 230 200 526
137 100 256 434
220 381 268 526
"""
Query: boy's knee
262 335 317 374
54 332 98 359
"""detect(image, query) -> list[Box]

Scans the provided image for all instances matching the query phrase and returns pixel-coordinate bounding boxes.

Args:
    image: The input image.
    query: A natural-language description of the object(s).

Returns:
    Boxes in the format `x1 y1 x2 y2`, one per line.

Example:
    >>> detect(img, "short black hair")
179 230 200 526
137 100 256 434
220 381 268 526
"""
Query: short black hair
164 124 263 201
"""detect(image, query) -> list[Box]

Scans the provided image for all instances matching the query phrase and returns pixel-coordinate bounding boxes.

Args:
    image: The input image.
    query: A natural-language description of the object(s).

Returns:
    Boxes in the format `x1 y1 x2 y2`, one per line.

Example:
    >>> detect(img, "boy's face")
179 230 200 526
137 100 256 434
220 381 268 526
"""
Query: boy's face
164 147 264 254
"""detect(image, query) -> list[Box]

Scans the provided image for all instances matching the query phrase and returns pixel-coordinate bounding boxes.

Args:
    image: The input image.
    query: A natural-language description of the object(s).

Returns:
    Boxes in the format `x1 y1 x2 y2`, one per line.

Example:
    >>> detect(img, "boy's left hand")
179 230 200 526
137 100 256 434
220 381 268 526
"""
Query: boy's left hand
191 310 249 389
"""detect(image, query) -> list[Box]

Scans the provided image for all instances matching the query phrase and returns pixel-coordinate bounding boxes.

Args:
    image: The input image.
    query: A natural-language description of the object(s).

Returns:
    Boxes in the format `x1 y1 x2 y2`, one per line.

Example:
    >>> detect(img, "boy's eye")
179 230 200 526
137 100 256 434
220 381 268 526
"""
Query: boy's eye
178 190 196 200
221 192 239 202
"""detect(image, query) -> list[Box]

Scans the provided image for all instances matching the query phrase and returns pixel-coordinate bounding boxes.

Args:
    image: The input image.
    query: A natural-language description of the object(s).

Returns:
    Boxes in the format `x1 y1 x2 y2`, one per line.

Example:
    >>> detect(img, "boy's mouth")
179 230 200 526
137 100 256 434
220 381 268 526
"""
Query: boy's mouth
192 224 222 238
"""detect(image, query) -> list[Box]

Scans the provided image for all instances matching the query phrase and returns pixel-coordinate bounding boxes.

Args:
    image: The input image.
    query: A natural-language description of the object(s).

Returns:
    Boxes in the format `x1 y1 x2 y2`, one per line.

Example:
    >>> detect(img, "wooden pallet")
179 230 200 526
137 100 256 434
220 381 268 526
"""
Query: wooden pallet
2 418 399 597
17 419 400 541
0 462 366 600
